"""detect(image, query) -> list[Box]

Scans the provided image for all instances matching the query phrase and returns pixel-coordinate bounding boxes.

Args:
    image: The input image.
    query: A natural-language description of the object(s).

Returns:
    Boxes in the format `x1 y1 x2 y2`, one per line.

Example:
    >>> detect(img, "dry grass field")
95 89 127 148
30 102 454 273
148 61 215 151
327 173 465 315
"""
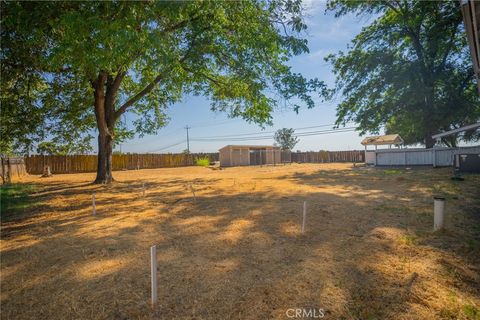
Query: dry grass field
1 163 479 320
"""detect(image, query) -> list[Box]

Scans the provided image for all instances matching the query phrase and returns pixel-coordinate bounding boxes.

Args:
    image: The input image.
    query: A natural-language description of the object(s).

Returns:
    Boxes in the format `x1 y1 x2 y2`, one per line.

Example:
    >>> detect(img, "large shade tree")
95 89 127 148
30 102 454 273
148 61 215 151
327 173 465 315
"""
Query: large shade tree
1 1 325 183
326 0 480 148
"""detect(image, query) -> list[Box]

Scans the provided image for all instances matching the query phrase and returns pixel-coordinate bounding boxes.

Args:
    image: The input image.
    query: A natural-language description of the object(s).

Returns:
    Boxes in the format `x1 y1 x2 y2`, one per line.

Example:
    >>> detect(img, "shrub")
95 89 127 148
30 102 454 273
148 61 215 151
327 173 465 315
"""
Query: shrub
195 157 210 167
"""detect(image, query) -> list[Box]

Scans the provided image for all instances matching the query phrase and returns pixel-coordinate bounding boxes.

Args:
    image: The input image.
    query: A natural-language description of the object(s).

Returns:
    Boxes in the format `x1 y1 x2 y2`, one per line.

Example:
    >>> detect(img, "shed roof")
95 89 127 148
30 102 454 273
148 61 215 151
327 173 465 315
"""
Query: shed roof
361 134 404 146
219 145 280 151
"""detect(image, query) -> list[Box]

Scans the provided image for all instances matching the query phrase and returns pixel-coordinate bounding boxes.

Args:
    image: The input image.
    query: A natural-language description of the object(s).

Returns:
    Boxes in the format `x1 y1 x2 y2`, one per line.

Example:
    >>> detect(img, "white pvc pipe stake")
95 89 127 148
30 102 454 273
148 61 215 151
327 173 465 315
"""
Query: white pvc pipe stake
150 245 158 306
302 201 307 233
434 197 445 231
92 193 96 215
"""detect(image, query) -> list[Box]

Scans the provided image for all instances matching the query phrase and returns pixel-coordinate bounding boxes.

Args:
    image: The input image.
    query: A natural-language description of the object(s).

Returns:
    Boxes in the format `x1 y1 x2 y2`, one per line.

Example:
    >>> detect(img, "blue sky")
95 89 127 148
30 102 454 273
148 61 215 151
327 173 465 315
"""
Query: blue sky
119 1 378 153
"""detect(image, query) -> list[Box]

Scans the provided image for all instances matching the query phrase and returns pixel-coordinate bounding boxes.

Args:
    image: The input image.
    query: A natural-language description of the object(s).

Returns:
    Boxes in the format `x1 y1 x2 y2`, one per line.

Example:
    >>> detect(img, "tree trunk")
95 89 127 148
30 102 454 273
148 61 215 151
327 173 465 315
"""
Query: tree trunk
92 71 118 184
94 131 114 184
6 158 12 184
91 70 128 183
425 132 435 149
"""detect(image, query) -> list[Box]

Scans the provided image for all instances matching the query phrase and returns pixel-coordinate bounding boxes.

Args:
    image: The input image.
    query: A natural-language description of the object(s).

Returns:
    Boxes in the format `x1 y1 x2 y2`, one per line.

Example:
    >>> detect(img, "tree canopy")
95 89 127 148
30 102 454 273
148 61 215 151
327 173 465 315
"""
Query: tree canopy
274 128 299 150
1 1 326 182
326 0 480 147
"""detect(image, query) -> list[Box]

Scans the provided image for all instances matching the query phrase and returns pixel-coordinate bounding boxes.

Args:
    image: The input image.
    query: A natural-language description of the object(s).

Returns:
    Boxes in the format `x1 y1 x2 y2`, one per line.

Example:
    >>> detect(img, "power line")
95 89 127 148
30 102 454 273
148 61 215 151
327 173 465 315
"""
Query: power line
189 119 241 129
145 119 241 143
192 123 355 140
147 140 186 153
147 120 355 143
191 127 357 142
295 127 357 137
146 123 357 152
192 128 357 141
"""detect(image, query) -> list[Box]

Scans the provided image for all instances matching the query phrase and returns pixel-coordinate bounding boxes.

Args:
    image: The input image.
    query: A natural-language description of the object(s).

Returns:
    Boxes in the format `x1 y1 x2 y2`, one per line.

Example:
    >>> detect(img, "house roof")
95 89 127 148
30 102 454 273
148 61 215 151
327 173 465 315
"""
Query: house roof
361 134 404 146
432 122 480 139
219 145 280 151
461 0 480 94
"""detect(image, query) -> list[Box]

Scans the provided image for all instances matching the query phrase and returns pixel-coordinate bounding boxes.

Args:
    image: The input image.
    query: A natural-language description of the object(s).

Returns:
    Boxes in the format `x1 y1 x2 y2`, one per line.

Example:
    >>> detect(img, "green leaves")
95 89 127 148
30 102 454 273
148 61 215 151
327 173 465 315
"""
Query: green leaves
327 0 480 147
274 128 299 150
2 0 326 154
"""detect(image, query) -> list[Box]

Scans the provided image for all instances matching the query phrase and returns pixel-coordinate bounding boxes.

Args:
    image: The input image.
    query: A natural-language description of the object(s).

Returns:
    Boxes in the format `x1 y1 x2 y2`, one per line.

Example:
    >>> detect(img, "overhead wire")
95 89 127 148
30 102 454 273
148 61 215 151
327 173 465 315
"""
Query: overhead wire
191 127 357 142
192 122 354 139
147 122 358 151
147 140 186 153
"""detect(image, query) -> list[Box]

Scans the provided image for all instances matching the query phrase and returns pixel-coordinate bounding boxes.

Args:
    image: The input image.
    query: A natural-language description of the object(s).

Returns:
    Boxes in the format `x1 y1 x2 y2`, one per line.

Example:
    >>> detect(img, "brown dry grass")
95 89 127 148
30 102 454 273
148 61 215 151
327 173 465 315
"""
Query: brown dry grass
1 163 479 320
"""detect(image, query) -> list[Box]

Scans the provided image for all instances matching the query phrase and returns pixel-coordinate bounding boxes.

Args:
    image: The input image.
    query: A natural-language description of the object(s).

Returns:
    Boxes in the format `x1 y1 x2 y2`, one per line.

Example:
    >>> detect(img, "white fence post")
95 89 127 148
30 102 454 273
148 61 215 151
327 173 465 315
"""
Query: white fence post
150 245 158 306
433 197 445 231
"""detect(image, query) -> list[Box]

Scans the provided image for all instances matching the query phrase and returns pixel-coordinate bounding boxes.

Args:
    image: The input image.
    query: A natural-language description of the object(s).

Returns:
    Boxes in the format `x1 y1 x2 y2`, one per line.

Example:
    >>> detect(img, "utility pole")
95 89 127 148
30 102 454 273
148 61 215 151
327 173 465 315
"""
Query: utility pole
185 125 191 153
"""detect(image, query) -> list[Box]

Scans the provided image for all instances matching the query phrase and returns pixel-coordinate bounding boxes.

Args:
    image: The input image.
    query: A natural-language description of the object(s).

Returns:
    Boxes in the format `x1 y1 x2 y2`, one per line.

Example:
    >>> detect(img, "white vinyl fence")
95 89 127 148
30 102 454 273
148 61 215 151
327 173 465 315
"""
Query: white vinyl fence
366 146 480 167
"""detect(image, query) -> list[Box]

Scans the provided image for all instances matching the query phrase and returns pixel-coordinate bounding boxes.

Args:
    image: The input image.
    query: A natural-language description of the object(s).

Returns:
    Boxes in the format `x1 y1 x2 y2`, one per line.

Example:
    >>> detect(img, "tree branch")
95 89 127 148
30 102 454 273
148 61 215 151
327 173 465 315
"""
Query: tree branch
383 0 400 14
163 13 202 33
113 7 216 120
93 71 109 134
114 31 201 119
436 21 461 74
112 70 126 94
181 65 225 86
105 70 126 127
114 74 163 120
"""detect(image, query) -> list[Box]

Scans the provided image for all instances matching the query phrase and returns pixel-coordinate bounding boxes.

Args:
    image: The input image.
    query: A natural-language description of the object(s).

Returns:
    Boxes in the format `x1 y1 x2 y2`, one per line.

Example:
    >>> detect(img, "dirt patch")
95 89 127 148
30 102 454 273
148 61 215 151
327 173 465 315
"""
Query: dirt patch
1 164 479 319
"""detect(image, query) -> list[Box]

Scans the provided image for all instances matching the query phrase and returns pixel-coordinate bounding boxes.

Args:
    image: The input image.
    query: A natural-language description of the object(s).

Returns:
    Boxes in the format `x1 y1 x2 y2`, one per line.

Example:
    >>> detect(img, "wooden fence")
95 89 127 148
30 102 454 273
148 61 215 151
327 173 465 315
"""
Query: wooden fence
25 153 219 174
291 150 365 163
1 157 27 184
25 150 364 174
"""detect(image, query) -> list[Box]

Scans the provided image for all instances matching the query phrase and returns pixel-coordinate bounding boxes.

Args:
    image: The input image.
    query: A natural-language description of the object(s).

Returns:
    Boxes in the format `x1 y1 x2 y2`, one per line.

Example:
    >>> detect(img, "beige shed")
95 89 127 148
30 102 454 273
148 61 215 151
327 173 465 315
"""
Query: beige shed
219 145 281 167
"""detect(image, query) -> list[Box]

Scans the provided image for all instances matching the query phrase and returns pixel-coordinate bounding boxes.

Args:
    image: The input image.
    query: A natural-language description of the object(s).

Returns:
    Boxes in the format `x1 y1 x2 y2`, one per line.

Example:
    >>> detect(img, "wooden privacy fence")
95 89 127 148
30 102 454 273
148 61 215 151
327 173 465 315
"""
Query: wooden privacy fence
1 157 27 184
25 150 365 174
25 153 219 174
291 150 365 163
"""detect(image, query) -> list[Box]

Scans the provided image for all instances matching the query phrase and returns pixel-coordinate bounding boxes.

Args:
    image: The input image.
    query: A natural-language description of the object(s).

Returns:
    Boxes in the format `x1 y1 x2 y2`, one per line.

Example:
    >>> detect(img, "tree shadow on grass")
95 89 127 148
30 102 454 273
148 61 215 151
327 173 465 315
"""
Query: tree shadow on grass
1 169 479 319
